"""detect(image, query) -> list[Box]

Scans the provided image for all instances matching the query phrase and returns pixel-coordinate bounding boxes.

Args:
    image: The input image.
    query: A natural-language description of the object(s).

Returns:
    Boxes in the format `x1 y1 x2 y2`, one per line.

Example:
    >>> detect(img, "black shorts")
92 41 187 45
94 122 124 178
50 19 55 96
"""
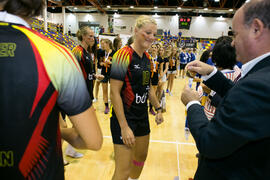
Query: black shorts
101 74 110 83
110 115 150 144
151 72 159 86
86 79 94 100
60 111 66 120
180 63 187 70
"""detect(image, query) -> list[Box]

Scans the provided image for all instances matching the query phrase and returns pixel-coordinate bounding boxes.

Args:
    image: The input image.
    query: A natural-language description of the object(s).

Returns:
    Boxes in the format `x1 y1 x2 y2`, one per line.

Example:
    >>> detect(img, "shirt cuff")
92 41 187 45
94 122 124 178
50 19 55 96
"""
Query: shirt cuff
186 101 201 111
201 67 217 81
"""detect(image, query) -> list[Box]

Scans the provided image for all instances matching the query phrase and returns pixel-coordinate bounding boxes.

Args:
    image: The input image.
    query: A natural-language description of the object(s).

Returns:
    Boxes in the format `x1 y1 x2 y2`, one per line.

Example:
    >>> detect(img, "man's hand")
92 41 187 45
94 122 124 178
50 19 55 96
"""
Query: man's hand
181 84 200 106
201 83 211 94
185 60 214 76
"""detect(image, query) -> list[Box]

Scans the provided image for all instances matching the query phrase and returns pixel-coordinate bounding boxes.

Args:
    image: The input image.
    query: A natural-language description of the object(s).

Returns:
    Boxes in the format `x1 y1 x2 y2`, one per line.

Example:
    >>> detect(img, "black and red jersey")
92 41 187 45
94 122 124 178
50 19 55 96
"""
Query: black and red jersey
72 45 95 81
168 56 177 71
158 56 169 72
72 45 95 99
110 46 151 121
0 21 91 179
99 50 116 77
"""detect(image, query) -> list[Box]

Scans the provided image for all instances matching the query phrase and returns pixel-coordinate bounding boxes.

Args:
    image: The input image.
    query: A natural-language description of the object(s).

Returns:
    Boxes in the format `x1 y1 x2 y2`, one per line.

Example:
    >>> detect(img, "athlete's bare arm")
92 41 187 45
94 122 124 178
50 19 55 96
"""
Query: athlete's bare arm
61 106 103 151
110 78 135 147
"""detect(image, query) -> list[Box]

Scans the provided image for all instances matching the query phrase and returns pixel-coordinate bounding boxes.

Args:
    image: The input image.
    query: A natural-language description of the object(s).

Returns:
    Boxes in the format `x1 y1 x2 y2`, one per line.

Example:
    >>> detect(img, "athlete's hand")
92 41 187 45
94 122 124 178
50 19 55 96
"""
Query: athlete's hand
159 73 164 79
121 126 135 148
95 74 104 80
158 79 162 86
155 112 164 125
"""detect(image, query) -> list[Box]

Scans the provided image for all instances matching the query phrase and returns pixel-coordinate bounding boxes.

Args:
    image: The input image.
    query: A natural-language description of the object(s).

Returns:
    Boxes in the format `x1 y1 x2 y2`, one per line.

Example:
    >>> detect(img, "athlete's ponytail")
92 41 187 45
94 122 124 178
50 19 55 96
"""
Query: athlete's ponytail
76 26 90 42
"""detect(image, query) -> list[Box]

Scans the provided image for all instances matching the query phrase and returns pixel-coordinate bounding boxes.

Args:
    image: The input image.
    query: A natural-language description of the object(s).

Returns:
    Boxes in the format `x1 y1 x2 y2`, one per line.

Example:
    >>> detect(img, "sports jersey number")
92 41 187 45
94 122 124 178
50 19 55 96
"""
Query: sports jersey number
142 71 150 86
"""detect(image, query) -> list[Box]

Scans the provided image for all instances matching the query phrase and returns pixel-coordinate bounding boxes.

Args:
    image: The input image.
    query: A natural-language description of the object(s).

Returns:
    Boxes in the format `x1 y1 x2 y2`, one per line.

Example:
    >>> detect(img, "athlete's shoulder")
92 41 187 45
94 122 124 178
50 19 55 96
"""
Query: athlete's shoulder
16 26 80 71
17 26 75 57
118 45 134 55
72 45 83 52
113 45 133 64
144 51 151 61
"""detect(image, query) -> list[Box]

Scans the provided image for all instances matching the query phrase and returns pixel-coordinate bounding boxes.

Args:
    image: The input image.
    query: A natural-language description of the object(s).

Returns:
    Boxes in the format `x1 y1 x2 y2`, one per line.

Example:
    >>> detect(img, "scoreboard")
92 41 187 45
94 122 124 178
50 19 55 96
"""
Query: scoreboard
179 16 192 29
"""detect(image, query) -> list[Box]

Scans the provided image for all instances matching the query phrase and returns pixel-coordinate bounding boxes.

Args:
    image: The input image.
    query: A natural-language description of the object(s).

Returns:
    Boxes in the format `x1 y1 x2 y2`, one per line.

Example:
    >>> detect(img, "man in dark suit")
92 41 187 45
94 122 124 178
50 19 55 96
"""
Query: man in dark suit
181 0 270 179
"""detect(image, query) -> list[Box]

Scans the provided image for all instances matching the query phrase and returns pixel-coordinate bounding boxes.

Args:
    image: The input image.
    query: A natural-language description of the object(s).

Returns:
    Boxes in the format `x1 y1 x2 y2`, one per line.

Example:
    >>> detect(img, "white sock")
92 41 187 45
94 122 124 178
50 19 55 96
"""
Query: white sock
66 143 75 153
128 178 138 180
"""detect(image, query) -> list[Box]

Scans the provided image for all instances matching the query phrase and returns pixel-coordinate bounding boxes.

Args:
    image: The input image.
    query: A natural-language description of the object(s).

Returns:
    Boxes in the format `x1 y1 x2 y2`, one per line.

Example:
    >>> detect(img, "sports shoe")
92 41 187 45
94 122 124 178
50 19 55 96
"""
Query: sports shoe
65 144 84 158
64 159 69 166
66 150 84 158
104 106 109 114
184 127 190 140
93 98 97 102
149 109 156 115
166 89 169 93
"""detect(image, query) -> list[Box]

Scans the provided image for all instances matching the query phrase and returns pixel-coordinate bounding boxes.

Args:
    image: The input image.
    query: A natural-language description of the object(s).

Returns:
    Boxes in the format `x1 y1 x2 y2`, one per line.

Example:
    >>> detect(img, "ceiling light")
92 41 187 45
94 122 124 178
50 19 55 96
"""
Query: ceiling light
130 6 134 8
107 5 111 8
114 12 120 18
153 13 159 18
177 7 181 10
214 0 219 2
229 9 233 11
217 16 224 20
154 6 158 9
204 8 208 10
74 7 77 10
183 0 187 2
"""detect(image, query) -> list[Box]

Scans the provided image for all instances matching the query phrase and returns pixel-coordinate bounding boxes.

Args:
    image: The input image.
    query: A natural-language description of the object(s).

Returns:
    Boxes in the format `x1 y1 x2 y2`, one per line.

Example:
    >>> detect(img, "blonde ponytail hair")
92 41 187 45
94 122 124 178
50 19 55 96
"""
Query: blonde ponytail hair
76 26 90 41
135 15 157 29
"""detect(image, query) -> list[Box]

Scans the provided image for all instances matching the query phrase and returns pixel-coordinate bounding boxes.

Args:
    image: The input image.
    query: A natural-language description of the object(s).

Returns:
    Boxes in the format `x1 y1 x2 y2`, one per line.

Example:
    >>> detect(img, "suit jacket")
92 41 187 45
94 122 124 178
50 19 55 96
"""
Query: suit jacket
188 55 270 180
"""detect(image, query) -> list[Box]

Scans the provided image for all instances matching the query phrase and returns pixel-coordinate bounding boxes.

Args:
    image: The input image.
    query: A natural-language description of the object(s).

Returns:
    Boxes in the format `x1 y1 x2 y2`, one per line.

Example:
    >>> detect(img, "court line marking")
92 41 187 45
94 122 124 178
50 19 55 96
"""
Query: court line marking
103 136 195 146
176 143 181 180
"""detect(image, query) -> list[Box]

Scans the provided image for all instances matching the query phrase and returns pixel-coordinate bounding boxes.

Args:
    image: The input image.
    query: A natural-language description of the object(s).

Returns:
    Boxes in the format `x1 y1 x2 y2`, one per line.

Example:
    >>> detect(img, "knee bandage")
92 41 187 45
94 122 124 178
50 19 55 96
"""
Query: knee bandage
132 160 145 167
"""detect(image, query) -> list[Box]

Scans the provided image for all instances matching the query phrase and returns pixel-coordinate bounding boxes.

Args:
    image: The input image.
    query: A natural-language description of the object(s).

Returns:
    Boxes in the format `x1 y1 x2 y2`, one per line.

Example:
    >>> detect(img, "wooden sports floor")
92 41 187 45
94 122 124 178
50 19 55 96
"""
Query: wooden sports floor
63 77 198 180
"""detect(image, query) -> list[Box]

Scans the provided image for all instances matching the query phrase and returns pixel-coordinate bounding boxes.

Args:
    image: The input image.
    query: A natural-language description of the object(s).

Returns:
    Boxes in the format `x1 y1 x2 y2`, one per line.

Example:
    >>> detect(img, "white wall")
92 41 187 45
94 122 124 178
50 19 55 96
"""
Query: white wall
108 14 232 39
113 14 180 36
47 13 63 24
47 12 232 39
113 15 136 35
76 13 108 32
47 13 107 34
184 16 232 38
